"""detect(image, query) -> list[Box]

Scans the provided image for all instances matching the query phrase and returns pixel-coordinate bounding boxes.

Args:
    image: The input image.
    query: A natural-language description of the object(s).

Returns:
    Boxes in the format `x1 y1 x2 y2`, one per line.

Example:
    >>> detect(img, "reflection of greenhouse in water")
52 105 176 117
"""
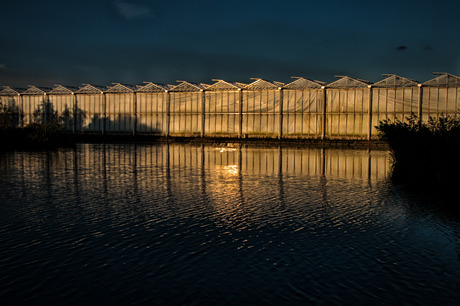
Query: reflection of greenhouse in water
2 73 459 139
5 143 390 184
3 143 389 229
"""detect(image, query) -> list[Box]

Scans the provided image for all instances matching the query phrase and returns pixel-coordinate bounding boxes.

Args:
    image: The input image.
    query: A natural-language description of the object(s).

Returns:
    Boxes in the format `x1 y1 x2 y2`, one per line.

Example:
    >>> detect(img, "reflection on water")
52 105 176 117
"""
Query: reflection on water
0 144 458 305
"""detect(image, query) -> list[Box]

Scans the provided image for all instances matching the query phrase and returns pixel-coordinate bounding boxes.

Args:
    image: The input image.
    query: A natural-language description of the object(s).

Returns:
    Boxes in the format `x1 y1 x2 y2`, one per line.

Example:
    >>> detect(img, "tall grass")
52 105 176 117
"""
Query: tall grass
377 114 460 190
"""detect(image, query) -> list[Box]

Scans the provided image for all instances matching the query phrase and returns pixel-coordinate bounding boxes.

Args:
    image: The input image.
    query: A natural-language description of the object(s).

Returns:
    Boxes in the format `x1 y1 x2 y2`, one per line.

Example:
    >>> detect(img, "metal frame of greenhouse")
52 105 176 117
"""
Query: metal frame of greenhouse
1 73 460 140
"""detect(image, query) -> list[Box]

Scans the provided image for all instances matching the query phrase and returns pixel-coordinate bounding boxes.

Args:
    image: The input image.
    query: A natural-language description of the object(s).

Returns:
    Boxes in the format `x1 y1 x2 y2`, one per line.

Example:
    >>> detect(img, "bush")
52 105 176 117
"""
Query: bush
0 98 66 148
0 98 23 129
377 114 460 190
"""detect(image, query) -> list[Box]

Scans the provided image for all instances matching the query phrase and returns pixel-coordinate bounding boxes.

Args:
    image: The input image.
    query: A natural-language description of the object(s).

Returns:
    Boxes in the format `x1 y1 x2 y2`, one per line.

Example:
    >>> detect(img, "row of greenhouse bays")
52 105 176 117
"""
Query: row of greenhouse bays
1 88 459 138
1 75 460 138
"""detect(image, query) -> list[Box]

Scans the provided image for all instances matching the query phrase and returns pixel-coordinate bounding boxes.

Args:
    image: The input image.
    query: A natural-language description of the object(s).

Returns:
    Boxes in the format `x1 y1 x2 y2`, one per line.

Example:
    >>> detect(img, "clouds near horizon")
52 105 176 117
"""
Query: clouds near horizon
114 1 154 20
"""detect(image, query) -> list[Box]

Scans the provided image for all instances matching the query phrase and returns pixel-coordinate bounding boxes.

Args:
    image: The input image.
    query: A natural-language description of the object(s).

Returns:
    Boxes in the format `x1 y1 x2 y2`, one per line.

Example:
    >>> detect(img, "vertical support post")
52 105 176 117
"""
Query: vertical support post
101 92 106 136
201 89 205 137
278 145 283 175
201 144 206 171
278 87 283 139
418 84 423 126
238 145 242 174
321 86 327 140
367 149 372 180
72 92 76 134
18 94 24 127
43 93 48 125
165 90 170 137
368 85 373 140
321 147 326 176
132 91 137 136
455 86 459 117
25 94 30 126
238 88 243 138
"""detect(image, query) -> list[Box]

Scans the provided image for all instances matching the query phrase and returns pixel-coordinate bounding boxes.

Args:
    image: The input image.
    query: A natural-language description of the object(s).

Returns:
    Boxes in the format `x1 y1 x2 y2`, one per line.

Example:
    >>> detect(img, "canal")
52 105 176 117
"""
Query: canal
0 143 458 304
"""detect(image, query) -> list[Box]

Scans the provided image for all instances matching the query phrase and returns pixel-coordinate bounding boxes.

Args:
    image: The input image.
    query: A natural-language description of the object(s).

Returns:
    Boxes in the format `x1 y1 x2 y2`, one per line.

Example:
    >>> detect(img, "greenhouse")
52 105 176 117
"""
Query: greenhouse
372 74 420 135
1 73 459 140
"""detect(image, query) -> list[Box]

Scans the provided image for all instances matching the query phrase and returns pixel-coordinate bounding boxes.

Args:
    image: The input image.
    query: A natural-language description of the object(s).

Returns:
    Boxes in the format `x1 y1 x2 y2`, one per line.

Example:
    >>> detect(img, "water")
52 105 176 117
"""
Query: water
0 143 458 305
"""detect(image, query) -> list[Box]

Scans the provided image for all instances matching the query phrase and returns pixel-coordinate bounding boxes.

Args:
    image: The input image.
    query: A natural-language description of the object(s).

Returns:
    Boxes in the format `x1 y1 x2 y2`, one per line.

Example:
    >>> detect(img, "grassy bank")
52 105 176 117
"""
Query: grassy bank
0 124 71 150
377 115 460 191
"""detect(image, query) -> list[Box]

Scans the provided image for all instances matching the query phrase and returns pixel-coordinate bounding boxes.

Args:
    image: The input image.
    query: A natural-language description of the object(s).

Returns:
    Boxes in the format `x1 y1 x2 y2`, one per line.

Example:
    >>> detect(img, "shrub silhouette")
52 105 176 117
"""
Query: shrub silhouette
0 98 23 129
377 113 460 191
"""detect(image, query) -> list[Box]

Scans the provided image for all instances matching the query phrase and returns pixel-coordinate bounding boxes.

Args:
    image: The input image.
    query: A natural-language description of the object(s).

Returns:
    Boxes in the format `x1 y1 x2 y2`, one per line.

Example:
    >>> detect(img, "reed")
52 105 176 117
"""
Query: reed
377 114 460 190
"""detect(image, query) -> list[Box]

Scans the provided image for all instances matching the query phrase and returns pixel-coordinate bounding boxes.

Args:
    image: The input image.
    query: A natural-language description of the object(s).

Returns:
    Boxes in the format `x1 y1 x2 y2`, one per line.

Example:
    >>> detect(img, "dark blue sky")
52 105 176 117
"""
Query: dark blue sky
1 0 459 86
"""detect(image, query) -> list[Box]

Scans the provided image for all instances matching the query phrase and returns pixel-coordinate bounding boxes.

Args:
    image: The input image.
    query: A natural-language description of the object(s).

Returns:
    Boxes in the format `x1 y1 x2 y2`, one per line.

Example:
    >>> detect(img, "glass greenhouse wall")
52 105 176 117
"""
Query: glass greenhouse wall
76 95 104 132
136 92 167 135
2 73 459 140
205 90 240 136
283 89 323 138
371 87 420 134
169 91 202 136
326 87 370 138
242 89 280 137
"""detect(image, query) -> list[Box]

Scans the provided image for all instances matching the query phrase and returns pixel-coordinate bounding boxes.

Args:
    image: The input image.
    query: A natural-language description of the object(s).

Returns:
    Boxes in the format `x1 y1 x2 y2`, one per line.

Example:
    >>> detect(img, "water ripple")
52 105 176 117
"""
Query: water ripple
0 144 458 305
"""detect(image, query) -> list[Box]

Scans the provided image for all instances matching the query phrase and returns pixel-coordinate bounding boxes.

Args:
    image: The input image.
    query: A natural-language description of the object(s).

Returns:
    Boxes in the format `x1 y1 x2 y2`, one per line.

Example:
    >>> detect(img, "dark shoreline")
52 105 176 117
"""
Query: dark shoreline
0 130 389 151
67 134 389 149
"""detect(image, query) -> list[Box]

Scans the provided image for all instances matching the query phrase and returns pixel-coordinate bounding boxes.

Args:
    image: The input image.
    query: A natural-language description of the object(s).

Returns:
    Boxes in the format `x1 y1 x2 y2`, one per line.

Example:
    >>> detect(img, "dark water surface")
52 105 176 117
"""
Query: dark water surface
0 144 458 305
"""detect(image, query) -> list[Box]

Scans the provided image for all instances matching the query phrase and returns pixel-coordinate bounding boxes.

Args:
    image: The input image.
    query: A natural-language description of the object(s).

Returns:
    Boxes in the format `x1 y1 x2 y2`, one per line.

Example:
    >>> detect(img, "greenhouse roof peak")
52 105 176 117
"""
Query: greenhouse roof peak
106 83 137 93
22 85 52 94
374 74 419 87
245 78 279 90
76 84 105 94
206 79 242 91
48 84 78 94
423 72 460 87
0 86 25 95
170 81 204 92
136 82 168 92
327 76 371 88
284 77 324 89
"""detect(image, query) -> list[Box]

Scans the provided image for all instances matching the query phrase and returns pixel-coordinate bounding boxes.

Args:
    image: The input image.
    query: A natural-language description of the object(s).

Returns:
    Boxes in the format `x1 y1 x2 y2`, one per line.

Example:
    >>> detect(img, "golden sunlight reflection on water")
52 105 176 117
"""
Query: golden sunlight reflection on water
1 144 459 305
